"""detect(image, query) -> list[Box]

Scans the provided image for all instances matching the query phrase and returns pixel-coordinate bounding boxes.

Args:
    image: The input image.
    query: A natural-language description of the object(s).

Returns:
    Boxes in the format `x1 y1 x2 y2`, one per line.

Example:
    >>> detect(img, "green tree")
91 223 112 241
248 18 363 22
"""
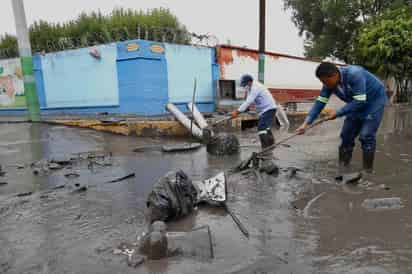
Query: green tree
0 34 18 58
355 7 412 102
0 8 190 58
283 0 411 62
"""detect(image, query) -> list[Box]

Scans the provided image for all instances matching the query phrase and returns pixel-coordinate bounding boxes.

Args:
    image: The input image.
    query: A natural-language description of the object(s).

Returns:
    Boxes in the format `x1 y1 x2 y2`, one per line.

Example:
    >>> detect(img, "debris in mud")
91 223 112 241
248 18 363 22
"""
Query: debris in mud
335 172 362 185
161 143 203 153
259 160 279 175
76 151 112 160
16 192 33 197
194 172 227 204
146 170 198 223
127 253 145 268
133 145 162 153
31 158 72 175
53 184 66 190
0 182 8 186
106 173 135 184
303 192 326 218
0 165 6 177
64 173 80 179
146 170 227 223
224 205 249 238
73 183 87 193
6 164 25 169
362 197 403 210
206 133 240 156
166 225 214 259
139 221 168 260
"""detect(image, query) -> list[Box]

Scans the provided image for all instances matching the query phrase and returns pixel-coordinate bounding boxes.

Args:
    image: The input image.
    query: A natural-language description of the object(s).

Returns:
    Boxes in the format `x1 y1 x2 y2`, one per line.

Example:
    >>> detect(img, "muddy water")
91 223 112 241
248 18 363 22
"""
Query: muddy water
0 105 411 274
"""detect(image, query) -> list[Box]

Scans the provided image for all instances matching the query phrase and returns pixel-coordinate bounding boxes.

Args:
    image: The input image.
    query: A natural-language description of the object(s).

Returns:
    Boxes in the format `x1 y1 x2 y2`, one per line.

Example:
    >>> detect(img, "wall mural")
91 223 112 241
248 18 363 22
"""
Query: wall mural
0 59 26 108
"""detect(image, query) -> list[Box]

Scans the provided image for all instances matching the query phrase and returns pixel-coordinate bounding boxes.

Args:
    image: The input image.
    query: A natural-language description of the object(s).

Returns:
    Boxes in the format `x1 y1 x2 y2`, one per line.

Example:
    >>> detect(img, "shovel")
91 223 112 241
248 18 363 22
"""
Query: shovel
235 118 328 171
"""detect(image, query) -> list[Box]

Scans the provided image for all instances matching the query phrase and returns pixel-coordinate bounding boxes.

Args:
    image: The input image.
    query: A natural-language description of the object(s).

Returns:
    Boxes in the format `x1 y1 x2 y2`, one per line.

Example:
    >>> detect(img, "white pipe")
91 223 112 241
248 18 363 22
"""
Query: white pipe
276 104 290 129
166 103 203 138
187 102 209 129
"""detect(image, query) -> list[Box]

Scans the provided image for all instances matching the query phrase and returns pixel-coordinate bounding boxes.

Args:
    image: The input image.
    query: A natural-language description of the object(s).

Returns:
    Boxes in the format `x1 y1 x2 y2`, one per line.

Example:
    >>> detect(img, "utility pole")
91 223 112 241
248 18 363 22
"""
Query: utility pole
258 0 266 84
11 0 40 122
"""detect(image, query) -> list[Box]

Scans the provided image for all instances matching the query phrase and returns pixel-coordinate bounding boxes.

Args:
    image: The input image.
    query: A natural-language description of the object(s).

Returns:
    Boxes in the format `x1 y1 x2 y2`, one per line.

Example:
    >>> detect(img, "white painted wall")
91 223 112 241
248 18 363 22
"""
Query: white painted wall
221 48 322 90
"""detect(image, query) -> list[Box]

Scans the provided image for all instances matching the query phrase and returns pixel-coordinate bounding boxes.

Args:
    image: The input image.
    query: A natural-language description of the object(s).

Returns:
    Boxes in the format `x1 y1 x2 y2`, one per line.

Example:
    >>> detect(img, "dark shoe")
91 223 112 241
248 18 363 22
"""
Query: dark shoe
363 151 375 174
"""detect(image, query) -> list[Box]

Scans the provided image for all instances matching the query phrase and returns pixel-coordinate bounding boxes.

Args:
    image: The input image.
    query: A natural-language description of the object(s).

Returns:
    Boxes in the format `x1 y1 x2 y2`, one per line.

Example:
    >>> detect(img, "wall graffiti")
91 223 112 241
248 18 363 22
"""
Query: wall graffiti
0 59 26 108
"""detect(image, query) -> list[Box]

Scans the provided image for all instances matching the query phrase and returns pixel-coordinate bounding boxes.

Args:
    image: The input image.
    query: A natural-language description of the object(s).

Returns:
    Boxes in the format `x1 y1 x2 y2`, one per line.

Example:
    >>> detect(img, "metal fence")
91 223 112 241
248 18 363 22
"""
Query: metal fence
0 26 219 59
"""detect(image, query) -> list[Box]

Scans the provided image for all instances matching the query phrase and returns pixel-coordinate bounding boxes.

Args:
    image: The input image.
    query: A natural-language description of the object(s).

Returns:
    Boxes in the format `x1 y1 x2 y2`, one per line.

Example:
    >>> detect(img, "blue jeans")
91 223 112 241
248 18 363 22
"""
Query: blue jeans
258 109 277 132
340 106 385 153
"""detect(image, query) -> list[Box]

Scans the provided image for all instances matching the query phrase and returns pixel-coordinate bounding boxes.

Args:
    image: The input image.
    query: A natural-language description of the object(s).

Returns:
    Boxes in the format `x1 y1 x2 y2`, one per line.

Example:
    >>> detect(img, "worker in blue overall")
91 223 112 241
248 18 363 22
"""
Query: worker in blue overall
231 74 278 150
297 62 387 173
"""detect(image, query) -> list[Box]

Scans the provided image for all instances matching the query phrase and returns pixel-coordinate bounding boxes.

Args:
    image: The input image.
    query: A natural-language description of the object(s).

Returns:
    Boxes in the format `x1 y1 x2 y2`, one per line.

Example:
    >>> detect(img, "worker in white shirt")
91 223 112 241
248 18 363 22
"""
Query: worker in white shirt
231 74 279 150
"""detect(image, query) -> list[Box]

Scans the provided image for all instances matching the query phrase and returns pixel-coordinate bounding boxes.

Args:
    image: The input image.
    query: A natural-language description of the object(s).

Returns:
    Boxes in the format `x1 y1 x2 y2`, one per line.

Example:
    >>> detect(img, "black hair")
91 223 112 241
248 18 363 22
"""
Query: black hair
315 62 339 78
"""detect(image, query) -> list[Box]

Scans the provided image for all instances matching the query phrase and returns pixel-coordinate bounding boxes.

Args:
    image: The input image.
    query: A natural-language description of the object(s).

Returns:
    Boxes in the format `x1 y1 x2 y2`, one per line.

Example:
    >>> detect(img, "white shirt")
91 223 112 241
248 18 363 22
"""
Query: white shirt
238 82 277 116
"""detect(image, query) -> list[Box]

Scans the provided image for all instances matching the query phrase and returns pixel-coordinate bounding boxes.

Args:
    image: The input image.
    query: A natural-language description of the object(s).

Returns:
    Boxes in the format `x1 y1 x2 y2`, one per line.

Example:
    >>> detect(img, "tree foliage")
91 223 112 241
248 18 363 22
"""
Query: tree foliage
356 7 412 102
0 8 190 58
283 0 411 62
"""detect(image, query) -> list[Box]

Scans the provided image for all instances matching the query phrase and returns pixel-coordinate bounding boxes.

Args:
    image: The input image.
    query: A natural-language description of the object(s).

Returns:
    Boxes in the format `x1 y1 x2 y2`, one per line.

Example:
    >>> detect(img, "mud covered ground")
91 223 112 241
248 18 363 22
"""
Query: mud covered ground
1 105 412 274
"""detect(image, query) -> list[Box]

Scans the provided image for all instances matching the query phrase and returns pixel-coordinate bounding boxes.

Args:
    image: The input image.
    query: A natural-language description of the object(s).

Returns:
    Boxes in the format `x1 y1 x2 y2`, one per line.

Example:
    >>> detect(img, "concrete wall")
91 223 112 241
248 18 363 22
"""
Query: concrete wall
116 40 169 115
165 44 214 103
217 46 324 103
38 44 119 108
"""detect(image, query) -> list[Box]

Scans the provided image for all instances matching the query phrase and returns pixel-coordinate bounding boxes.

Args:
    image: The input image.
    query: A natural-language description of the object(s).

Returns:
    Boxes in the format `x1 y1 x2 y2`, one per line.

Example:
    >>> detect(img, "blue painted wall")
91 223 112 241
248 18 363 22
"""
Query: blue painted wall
1 39 219 116
116 40 169 115
165 44 214 105
39 44 119 108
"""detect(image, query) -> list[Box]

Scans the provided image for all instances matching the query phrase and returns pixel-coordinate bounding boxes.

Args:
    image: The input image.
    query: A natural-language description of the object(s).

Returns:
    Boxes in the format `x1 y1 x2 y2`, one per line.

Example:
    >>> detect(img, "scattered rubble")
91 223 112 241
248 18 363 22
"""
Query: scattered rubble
206 133 240 156
362 197 403 210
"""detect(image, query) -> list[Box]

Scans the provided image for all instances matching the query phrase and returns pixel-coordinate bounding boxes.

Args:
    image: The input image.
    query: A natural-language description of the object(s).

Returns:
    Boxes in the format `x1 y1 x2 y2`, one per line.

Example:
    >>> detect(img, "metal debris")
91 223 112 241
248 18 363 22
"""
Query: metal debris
105 173 135 184
16 192 33 197
224 204 249 238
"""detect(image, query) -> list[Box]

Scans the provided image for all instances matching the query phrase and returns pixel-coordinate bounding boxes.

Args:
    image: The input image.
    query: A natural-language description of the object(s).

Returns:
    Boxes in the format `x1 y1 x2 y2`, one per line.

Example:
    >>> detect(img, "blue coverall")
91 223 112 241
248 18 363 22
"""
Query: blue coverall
306 65 388 153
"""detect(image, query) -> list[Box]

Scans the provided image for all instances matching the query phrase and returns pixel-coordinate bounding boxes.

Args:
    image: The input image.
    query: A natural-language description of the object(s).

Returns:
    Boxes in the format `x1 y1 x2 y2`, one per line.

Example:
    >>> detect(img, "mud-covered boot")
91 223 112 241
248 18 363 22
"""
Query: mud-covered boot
362 150 375 174
258 131 276 173
339 147 352 170
336 147 353 181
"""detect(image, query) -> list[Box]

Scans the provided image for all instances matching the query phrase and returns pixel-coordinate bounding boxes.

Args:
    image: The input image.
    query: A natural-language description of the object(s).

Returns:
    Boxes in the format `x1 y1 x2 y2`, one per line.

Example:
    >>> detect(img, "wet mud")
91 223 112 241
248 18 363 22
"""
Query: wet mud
1 106 412 273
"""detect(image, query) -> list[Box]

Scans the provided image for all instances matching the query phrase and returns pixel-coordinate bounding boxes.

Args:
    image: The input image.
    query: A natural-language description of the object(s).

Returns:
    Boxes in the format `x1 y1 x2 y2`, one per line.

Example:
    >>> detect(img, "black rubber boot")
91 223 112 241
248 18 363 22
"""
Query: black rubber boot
267 130 275 147
259 132 272 149
336 147 353 180
363 151 375 174
339 147 353 168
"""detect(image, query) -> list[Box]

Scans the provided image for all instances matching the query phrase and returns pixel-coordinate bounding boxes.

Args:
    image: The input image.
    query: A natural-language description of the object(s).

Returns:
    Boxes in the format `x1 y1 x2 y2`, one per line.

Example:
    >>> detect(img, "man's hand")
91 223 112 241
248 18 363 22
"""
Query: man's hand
231 110 240 119
296 122 308 135
326 109 337 121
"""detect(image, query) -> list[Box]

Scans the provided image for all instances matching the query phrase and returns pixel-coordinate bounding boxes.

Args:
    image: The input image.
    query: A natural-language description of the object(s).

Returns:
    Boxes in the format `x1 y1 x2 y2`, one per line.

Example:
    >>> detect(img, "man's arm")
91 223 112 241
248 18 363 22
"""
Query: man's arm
305 87 332 125
238 89 258 113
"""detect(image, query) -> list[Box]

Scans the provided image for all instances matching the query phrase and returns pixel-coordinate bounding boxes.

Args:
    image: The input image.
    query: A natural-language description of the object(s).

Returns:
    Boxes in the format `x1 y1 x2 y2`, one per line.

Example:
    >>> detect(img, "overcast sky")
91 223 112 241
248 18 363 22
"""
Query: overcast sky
0 0 304 56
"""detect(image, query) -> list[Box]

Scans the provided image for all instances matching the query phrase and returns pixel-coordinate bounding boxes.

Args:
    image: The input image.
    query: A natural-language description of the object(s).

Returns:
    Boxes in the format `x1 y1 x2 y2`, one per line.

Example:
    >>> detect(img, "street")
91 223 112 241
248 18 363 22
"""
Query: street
0 105 412 274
